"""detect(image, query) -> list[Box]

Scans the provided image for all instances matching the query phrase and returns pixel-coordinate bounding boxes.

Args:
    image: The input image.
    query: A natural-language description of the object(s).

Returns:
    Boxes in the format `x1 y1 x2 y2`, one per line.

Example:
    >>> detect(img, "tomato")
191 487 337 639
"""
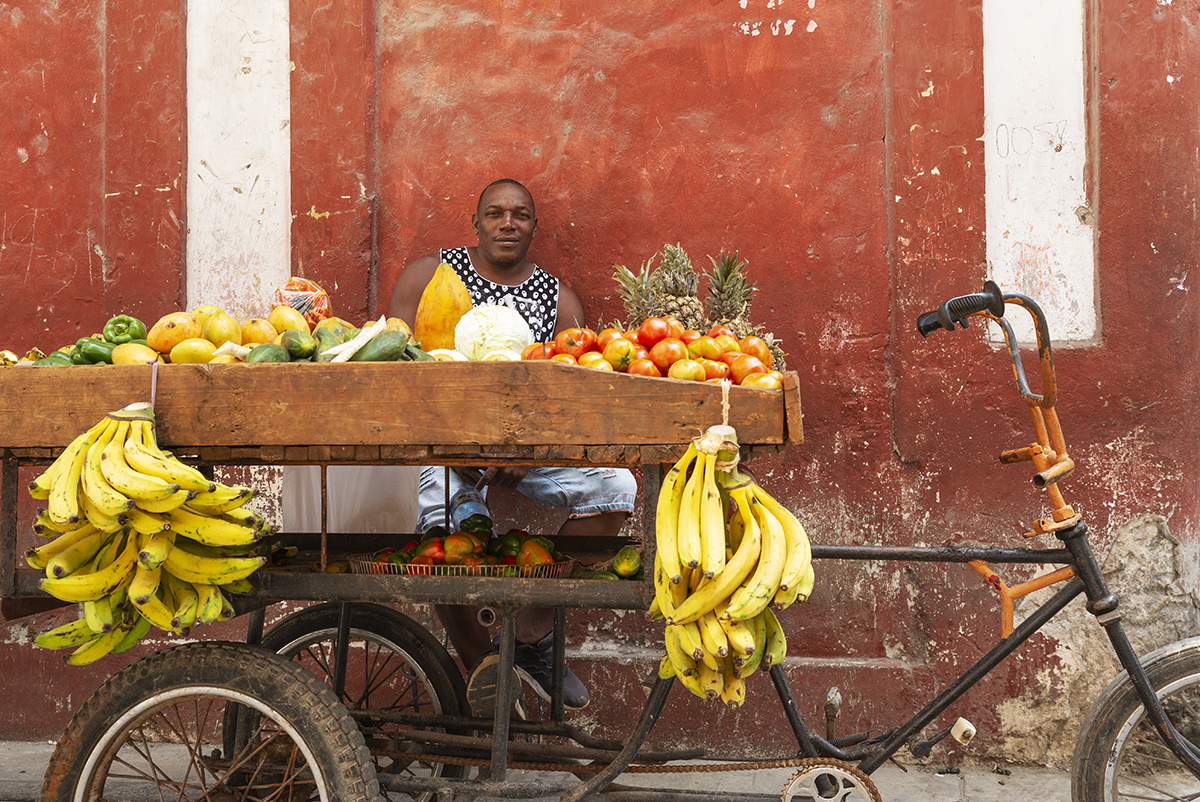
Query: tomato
630 342 650 361
707 325 736 339
739 372 783 390
522 342 557 360
602 338 637 371
622 329 642 344
550 353 578 365
663 317 685 340
596 327 625 352
718 349 747 366
443 533 478 565
579 351 614 370
649 338 689 372
687 336 723 361
713 334 741 354
698 358 730 381
667 358 707 382
729 354 768 384
737 336 774 368
554 328 590 359
637 318 671 349
679 330 702 346
517 539 555 566
627 358 662 378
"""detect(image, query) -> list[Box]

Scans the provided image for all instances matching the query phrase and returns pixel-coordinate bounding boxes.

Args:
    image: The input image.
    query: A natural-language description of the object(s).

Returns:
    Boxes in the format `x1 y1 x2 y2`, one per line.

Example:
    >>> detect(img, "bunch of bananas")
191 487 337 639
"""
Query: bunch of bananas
651 425 813 707
25 402 268 665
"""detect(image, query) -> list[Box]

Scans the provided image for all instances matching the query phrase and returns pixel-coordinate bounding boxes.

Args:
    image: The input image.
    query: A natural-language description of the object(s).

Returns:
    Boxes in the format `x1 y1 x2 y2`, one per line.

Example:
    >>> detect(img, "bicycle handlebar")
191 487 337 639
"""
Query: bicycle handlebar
916 280 1006 337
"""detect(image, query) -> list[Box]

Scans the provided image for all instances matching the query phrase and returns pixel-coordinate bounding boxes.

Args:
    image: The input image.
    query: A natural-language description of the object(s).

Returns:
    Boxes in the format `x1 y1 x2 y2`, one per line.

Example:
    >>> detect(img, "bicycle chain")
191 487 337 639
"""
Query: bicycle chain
379 748 845 775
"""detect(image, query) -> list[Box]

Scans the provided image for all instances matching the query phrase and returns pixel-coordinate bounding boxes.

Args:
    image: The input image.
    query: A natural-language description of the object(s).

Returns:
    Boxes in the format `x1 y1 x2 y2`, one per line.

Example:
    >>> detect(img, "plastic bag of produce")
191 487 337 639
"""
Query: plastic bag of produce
273 277 332 327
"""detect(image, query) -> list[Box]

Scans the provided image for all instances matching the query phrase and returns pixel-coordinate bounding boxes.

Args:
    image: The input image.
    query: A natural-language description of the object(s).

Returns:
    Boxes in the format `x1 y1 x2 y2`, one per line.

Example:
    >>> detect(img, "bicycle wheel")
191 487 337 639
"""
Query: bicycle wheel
254 603 469 799
41 641 381 802
1072 637 1200 801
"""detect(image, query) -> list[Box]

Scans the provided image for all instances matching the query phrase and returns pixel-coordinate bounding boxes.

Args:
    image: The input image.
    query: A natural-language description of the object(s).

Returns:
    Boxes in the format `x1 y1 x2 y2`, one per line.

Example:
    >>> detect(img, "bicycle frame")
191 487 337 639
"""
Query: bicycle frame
767 283 1200 777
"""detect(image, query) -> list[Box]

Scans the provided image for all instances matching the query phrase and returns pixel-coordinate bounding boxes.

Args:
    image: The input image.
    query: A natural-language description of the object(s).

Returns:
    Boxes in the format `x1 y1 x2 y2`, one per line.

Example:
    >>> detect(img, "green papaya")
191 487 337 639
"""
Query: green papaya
244 343 291 364
349 329 409 362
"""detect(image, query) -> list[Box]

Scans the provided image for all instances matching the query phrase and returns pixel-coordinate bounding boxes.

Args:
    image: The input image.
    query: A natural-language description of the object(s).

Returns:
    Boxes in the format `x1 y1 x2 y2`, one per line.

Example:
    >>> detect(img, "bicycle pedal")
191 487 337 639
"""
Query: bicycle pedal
951 717 976 746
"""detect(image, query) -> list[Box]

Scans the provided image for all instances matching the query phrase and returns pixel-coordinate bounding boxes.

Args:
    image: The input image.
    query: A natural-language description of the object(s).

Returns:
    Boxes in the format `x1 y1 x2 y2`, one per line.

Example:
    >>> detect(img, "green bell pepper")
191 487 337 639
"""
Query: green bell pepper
101 314 148 345
75 337 117 365
34 352 74 366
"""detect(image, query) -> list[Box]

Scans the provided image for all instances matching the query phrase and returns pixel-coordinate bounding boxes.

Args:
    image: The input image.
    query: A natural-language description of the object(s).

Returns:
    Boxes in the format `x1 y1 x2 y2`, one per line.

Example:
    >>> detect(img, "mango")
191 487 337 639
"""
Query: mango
147 312 201 354
413 262 473 352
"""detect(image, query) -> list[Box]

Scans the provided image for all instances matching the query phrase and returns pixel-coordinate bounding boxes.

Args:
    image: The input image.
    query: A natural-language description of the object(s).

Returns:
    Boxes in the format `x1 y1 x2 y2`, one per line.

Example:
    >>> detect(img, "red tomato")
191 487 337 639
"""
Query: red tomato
687 336 723 361
627 358 662 378
622 330 642 344
522 342 557 360
707 325 736 339
737 336 774 369
637 318 670 349
596 327 625 352
649 338 689 372
718 350 747 366
554 328 590 359
602 338 637 371
630 343 650 361
578 351 614 370
713 334 741 354
578 328 598 352
729 354 768 384
663 317 685 340
667 358 707 382
739 372 783 390
679 329 702 346
550 353 578 365
699 358 730 381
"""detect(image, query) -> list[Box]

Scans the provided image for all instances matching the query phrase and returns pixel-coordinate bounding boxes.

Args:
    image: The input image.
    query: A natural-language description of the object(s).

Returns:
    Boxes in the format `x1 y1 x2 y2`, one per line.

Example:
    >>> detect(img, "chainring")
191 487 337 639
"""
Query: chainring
780 758 883 802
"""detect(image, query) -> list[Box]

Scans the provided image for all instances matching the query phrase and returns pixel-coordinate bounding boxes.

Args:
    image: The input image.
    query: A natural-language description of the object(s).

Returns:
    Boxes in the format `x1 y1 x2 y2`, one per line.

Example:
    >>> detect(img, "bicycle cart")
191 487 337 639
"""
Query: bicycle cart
3 285 1199 801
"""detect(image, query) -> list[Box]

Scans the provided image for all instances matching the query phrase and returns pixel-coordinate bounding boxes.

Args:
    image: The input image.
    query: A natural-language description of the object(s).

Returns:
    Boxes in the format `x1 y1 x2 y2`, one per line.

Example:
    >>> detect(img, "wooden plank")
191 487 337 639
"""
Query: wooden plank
0 363 795 450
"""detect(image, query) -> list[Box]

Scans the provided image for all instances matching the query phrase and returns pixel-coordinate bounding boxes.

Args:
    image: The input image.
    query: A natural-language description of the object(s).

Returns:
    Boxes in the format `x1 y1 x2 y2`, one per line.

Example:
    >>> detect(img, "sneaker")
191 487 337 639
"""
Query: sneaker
506 631 590 710
465 652 526 720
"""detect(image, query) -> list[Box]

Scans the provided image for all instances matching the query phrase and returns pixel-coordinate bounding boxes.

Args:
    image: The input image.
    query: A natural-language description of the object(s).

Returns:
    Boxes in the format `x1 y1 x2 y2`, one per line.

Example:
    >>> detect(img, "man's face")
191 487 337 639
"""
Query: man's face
472 183 537 268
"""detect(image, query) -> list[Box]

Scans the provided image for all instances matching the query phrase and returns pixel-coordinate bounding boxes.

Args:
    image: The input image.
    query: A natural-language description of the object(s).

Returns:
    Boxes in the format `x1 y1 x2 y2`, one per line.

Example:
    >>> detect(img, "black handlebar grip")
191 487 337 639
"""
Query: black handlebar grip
916 280 1006 337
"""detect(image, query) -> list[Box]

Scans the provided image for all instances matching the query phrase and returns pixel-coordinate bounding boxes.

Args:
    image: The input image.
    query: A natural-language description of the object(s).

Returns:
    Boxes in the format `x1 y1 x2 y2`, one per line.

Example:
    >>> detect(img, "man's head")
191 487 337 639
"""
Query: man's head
472 180 537 270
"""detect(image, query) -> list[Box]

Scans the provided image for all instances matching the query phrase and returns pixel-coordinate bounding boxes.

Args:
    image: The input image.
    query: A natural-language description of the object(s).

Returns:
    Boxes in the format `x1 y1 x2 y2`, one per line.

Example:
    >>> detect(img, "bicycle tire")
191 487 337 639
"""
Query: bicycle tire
41 641 381 802
1072 637 1200 801
250 602 469 800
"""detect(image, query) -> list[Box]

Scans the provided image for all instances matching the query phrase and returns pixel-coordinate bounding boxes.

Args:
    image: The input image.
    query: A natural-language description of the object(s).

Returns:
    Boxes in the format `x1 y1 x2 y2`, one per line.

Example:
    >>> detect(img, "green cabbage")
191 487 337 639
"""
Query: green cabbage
453 304 533 361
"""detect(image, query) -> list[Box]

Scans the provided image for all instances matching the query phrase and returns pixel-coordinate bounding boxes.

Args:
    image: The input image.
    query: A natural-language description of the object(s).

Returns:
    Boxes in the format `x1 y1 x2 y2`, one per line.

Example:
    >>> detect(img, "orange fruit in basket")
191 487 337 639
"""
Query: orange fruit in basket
240 318 278 345
202 312 242 348
147 312 201 354
169 338 217 364
268 305 311 335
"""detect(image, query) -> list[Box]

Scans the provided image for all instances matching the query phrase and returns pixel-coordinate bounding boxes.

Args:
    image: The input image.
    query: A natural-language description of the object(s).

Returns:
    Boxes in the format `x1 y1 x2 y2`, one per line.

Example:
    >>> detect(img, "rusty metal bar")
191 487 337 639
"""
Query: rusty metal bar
397 728 694 765
1 453 16 597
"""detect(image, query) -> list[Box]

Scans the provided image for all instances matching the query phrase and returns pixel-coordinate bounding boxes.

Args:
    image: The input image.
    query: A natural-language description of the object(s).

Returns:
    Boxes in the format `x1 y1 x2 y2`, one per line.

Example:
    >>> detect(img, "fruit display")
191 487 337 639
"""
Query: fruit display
652 424 813 707
354 527 573 577
26 402 271 665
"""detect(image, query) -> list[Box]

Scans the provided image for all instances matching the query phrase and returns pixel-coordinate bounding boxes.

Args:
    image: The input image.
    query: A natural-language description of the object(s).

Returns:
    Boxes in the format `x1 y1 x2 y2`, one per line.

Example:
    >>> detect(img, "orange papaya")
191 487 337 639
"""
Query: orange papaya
414 263 473 352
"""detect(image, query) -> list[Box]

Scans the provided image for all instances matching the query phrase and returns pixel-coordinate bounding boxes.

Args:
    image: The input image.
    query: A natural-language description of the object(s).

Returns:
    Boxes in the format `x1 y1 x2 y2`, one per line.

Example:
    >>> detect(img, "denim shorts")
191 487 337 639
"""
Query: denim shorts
415 465 637 534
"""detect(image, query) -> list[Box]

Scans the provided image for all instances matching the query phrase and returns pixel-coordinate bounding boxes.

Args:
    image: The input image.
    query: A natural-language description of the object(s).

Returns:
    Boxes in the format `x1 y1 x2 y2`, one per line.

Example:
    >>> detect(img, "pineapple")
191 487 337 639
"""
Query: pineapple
656 243 706 331
612 258 660 329
703 250 755 339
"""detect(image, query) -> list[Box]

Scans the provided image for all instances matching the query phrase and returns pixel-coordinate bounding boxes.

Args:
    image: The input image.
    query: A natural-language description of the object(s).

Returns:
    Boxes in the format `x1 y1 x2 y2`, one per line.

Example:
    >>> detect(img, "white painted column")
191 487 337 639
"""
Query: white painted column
983 0 1095 343
186 0 291 320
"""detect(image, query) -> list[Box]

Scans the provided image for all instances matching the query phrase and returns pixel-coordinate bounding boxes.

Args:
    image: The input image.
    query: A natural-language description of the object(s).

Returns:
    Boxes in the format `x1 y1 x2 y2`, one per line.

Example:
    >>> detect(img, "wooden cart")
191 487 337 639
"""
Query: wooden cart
1 361 804 801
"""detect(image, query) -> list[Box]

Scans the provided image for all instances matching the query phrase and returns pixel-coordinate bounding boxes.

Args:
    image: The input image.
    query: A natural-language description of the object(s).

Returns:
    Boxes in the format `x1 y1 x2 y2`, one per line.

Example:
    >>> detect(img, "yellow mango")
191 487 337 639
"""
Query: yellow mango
414 263 473 352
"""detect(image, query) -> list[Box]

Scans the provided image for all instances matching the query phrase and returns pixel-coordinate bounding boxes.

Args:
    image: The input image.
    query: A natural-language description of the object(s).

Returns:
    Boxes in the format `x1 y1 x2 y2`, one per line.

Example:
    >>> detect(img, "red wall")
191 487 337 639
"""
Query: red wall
2 0 1198 765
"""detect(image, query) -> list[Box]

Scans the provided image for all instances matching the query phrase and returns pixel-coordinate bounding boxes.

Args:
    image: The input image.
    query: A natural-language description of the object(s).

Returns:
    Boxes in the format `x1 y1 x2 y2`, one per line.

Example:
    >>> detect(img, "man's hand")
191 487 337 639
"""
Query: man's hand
453 466 531 490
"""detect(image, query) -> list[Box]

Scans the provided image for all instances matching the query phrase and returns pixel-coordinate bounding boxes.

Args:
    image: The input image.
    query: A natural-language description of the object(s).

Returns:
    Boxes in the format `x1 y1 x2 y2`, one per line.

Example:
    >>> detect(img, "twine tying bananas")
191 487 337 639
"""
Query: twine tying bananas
651 424 814 707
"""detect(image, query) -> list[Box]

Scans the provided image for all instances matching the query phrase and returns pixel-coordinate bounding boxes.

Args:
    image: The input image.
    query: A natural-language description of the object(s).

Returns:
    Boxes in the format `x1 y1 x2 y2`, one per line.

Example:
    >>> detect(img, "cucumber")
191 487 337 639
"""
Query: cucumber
244 343 291 363
280 329 318 360
348 329 409 362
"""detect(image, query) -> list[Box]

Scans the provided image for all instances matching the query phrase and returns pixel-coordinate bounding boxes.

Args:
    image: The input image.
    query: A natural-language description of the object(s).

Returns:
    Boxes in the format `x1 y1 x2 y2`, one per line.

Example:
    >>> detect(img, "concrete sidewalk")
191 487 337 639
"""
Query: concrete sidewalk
0 739 1072 801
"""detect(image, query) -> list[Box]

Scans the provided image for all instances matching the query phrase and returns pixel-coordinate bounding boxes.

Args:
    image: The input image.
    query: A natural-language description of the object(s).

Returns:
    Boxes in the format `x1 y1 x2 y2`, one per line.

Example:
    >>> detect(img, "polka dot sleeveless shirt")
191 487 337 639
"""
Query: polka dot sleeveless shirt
440 247 560 343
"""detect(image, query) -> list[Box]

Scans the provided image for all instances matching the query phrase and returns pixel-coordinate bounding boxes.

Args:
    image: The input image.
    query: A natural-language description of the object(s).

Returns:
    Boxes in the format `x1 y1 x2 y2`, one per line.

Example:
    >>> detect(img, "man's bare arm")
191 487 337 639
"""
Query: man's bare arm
555 283 587 334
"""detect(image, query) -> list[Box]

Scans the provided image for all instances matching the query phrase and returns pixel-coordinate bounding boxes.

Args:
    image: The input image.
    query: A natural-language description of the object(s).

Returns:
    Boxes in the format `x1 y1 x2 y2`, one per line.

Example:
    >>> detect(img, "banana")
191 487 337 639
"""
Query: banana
219 577 254 596
733 613 766 678
162 544 266 585
136 527 176 571
28 458 62 500
750 482 812 594
164 572 199 633
214 506 267 530
666 622 704 663
84 594 114 634
79 485 128 532
676 453 705 570
663 627 698 680
698 610 730 659
762 606 787 669
111 611 153 654
81 420 135 517
655 444 699 586
194 582 225 625
128 564 163 606
47 426 98 526
133 487 192 514
720 653 746 708
184 484 254 515
668 484 761 625
99 420 184 503
123 419 215 492
34 616 99 650
657 654 676 679
696 657 723 700
39 528 138 604
771 578 801 611
44 528 116 579
66 618 134 666
161 505 261 549
698 452 727 579
789 562 816 604
723 496 786 622
716 600 757 658
217 591 235 621
33 507 89 535
124 506 171 537
25 522 102 571
132 585 179 634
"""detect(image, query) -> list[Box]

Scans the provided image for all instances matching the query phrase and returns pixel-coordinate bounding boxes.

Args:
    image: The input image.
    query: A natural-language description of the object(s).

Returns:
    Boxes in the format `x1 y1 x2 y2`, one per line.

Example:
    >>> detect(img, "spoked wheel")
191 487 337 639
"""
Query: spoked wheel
250 603 469 801
41 641 381 801
1072 637 1200 801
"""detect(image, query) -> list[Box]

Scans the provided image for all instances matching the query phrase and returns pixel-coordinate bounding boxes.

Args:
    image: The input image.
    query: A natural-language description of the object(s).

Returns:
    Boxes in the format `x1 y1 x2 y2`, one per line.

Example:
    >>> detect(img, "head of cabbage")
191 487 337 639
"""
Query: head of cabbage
454 304 533 361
